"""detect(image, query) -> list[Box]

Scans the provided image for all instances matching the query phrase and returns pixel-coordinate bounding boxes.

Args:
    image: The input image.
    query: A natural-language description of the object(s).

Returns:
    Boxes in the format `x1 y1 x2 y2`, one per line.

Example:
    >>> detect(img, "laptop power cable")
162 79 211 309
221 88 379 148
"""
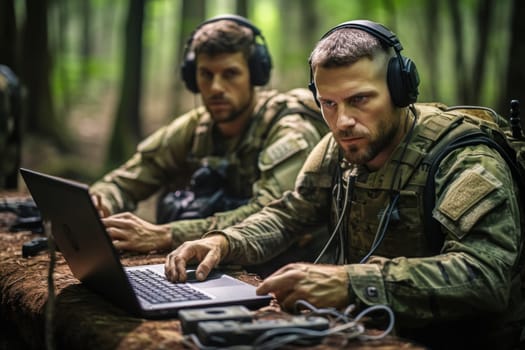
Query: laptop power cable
44 220 56 350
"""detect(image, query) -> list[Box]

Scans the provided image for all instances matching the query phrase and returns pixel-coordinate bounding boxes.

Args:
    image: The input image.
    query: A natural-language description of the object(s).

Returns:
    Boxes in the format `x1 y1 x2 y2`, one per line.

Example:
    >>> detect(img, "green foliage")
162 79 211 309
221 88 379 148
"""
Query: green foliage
21 0 519 180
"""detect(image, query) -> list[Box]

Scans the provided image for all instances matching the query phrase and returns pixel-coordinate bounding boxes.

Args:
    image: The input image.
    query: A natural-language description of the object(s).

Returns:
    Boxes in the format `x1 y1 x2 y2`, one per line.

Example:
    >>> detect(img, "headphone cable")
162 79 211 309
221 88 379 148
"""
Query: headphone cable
359 106 418 263
314 164 357 264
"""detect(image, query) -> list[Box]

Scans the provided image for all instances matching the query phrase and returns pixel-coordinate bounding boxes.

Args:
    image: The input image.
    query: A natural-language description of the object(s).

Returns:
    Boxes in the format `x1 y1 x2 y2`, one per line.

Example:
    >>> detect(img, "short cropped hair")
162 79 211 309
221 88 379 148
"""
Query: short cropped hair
190 20 255 62
309 28 389 72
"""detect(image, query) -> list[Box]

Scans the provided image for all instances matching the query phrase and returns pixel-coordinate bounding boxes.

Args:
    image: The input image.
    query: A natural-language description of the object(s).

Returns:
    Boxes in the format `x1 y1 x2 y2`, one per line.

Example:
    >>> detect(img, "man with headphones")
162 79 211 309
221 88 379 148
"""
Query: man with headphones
89 15 328 274
165 20 524 349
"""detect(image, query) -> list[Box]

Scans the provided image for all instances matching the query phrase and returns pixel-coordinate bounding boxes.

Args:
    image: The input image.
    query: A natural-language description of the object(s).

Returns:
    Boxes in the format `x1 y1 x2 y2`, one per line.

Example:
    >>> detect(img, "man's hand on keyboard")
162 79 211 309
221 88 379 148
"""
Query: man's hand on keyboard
164 234 229 282
128 269 210 304
102 212 172 253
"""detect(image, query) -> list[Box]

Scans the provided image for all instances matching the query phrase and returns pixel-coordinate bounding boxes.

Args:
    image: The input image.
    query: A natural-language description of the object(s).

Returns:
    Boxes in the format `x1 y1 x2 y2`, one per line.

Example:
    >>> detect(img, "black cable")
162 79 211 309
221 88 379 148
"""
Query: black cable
359 192 400 263
338 164 358 263
184 301 394 349
45 220 56 350
313 165 358 264
253 301 394 349
359 106 418 263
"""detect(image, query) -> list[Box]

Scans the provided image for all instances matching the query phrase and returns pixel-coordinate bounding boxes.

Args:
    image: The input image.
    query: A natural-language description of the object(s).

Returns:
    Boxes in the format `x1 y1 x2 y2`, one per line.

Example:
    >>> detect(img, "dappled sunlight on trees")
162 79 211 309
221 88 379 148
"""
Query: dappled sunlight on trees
0 0 522 186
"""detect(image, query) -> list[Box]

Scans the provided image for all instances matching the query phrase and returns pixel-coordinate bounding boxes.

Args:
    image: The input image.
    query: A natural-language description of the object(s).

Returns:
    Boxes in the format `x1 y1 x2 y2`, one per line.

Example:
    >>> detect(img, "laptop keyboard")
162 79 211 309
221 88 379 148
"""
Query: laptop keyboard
127 269 211 304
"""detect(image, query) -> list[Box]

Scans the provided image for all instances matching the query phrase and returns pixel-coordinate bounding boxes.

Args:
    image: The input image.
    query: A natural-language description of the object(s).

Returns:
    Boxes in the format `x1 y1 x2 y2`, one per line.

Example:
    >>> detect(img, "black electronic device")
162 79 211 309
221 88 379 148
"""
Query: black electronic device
197 315 330 346
308 19 419 108
22 236 49 258
180 14 272 93
0 197 43 233
179 305 253 335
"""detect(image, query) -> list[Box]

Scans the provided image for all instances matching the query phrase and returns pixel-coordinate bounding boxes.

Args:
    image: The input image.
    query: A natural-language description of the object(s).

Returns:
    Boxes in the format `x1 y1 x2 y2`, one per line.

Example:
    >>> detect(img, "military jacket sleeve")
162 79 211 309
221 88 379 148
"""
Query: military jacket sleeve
169 95 327 246
346 144 522 327
89 109 201 214
205 134 338 264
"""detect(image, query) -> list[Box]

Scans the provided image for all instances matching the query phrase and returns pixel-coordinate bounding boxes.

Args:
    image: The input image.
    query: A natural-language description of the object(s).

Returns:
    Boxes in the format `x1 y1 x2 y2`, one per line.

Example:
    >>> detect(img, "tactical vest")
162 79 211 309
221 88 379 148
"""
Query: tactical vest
186 89 326 199
335 103 522 263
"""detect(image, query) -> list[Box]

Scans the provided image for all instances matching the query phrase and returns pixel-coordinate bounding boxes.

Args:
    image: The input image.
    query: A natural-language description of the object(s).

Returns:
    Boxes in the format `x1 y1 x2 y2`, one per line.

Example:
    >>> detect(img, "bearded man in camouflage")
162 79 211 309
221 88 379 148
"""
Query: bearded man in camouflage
89 15 327 274
165 20 524 349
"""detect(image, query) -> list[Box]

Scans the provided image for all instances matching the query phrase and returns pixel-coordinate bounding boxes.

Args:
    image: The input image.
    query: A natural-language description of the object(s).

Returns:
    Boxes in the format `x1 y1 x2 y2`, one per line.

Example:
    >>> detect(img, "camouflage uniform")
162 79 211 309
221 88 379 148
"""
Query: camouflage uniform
210 103 524 348
90 89 327 248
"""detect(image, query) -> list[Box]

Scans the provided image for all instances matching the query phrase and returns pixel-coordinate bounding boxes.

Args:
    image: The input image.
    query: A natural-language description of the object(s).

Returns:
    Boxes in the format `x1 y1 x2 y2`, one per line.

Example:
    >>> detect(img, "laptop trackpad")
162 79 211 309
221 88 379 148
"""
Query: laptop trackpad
193 274 247 288
186 269 222 283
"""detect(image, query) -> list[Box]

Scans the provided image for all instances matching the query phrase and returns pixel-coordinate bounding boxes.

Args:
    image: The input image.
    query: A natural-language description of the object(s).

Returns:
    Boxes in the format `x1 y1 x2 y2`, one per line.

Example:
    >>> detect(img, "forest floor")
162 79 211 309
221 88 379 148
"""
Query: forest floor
18 86 176 222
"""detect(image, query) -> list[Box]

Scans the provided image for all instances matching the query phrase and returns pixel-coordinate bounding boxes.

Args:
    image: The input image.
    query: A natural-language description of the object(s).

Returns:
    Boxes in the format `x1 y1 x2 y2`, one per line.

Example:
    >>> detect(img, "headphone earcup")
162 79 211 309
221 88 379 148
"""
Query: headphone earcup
249 43 272 86
179 15 272 94
181 54 199 93
308 80 320 108
387 56 420 107
181 39 272 94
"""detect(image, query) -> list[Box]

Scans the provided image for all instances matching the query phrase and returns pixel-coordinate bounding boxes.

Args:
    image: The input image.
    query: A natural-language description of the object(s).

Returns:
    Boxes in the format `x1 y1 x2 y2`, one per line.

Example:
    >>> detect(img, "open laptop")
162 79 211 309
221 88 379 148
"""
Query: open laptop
20 168 272 318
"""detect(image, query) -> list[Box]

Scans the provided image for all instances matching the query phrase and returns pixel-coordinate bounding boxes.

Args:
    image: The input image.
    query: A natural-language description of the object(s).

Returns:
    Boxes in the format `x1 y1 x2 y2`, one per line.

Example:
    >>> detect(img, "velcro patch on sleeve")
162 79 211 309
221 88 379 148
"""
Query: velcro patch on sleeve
438 168 497 221
259 133 308 171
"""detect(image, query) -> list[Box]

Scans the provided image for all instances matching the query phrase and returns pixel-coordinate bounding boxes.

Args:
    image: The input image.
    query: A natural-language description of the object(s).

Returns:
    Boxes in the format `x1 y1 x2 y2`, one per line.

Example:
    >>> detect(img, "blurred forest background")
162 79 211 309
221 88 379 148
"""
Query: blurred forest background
1 0 524 190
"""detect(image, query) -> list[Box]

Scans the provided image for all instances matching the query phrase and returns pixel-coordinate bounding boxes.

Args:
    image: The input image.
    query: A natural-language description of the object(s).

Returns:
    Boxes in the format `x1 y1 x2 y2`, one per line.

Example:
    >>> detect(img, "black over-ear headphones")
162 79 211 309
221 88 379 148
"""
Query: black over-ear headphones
308 19 419 108
180 14 273 93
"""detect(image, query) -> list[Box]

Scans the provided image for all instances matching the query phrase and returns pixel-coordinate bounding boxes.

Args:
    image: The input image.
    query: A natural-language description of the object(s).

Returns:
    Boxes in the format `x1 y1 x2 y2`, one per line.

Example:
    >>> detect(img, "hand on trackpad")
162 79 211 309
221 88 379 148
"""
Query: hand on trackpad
185 269 222 282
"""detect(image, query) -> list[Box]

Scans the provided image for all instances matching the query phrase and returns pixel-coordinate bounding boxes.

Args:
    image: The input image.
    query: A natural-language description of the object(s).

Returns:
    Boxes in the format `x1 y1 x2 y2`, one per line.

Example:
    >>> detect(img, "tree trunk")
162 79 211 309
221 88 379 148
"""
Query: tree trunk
276 0 318 89
301 0 319 89
448 0 468 104
54 0 72 115
106 0 145 169
171 0 206 116
21 0 61 144
501 0 525 129
470 0 494 104
0 1 20 188
80 0 92 81
0 0 18 69
236 0 248 17
422 0 440 100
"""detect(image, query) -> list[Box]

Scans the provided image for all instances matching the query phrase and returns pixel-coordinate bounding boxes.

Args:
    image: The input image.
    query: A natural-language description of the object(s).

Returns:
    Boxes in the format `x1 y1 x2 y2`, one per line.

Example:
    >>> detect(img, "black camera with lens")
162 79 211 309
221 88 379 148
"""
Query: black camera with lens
156 164 248 224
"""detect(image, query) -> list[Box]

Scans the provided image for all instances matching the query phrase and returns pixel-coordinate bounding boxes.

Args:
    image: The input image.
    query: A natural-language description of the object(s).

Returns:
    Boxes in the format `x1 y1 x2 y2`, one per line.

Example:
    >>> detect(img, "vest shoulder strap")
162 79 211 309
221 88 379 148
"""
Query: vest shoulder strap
420 104 525 255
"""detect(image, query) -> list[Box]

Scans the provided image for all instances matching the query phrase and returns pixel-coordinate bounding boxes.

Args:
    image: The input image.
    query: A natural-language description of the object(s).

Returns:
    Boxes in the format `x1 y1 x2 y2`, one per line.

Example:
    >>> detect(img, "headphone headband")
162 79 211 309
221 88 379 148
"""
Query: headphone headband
192 14 263 37
320 20 403 52
308 19 419 108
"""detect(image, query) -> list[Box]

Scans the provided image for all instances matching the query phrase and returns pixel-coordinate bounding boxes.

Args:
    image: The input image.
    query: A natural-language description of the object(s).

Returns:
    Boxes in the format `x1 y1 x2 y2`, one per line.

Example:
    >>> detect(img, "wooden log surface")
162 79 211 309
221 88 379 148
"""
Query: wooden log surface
0 193 426 350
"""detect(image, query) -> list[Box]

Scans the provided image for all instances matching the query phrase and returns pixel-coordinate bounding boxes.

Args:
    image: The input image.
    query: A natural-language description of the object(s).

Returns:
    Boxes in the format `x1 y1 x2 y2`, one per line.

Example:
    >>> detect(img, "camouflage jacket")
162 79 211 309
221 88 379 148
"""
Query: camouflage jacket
211 103 524 347
90 89 327 246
